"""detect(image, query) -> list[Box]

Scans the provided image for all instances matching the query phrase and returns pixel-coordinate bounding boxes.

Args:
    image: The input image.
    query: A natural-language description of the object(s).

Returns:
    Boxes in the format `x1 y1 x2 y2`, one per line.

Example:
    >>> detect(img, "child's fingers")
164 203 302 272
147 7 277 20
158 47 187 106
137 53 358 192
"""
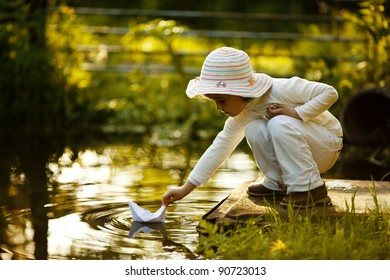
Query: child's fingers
267 104 279 117
162 187 179 205
162 197 169 206
162 192 173 205
164 196 175 205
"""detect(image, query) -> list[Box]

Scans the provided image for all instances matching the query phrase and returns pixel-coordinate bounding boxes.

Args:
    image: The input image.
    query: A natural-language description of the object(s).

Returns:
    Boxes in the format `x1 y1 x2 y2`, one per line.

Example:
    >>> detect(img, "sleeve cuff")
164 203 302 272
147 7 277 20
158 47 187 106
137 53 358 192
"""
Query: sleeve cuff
188 177 201 187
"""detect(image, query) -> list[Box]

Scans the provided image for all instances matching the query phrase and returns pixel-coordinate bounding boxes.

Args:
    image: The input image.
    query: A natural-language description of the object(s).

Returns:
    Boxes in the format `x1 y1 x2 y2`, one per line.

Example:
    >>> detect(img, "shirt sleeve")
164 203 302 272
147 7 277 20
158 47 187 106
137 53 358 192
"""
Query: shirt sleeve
187 113 251 186
286 77 338 122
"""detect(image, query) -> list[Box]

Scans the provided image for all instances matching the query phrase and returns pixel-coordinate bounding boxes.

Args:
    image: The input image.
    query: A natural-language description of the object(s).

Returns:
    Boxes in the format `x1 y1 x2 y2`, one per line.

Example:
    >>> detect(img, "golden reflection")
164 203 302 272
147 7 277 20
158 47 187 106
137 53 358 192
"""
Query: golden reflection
1 142 259 260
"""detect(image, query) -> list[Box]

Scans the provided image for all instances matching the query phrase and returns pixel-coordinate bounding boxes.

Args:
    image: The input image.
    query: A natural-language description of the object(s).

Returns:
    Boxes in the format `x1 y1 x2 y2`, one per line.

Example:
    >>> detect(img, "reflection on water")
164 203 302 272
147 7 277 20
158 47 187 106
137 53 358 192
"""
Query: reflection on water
1 132 388 260
0 135 258 260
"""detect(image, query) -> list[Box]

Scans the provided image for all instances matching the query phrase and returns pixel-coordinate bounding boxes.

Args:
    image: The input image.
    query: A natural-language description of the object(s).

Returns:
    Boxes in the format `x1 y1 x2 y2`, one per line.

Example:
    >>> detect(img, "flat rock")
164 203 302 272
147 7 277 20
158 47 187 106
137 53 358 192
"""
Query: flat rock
202 179 390 224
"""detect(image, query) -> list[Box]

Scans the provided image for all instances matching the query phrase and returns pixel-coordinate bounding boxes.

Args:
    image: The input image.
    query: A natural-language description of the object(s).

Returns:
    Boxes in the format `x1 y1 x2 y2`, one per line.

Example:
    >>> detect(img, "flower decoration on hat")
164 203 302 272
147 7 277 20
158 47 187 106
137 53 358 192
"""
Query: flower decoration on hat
217 81 227 87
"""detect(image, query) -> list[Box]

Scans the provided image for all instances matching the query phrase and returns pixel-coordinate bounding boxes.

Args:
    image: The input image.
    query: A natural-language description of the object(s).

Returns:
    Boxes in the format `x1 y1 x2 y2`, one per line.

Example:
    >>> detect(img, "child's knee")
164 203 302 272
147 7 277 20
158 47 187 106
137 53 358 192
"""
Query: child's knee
267 115 298 138
245 120 268 144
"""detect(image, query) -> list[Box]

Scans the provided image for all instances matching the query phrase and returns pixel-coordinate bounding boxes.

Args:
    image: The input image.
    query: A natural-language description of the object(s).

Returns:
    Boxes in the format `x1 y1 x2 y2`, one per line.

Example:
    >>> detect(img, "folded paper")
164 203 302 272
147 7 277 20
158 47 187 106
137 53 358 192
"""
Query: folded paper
128 201 166 223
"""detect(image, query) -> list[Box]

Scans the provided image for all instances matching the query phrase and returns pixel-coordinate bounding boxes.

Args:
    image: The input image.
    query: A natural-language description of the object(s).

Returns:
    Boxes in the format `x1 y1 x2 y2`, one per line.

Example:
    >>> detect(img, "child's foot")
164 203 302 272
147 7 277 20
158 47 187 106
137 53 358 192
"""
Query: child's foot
247 182 287 197
280 184 331 208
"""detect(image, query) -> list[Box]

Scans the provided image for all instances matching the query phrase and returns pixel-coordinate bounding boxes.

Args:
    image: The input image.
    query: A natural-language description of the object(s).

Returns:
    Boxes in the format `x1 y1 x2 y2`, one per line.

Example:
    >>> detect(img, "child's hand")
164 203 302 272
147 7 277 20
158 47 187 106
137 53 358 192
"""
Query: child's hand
162 181 197 206
162 186 186 205
267 103 301 120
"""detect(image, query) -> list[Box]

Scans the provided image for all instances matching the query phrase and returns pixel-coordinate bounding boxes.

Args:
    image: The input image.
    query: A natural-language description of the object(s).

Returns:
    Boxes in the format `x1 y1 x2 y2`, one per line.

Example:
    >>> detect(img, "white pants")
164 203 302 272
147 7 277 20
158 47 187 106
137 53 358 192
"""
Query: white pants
245 116 342 193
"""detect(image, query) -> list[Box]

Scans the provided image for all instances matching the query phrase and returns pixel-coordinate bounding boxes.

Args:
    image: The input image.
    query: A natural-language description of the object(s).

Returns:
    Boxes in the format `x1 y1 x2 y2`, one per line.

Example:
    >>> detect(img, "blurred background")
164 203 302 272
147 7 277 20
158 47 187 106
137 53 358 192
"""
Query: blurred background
0 0 389 260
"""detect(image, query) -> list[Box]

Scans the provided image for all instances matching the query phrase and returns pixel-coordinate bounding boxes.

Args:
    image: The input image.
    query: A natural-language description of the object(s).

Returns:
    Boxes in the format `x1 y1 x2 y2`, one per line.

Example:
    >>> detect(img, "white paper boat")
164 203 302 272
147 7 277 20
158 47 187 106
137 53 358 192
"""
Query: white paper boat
128 201 166 223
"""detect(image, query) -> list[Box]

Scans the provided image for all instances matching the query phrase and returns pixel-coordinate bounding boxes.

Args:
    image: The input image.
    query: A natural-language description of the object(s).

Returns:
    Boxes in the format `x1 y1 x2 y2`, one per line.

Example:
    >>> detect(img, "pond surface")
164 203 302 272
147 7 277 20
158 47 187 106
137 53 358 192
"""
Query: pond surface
0 133 388 260
0 136 259 260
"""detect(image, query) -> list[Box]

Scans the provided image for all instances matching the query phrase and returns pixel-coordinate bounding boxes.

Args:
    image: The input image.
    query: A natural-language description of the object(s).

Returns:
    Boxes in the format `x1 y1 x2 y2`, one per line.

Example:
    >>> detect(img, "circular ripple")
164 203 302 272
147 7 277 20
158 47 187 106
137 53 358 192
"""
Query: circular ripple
2 200 202 259
80 202 131 237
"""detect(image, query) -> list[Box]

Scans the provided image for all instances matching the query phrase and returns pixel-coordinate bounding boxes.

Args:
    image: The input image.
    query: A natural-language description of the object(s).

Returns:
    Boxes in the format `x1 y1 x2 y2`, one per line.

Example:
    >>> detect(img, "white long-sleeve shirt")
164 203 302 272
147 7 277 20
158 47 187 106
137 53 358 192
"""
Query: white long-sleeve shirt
187 76 343 186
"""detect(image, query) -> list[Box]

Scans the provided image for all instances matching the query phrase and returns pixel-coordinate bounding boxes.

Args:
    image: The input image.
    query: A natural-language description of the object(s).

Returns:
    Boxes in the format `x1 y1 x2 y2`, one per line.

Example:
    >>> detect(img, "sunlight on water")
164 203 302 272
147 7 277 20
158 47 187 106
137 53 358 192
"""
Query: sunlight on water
1 143 260 260
212 152 259 188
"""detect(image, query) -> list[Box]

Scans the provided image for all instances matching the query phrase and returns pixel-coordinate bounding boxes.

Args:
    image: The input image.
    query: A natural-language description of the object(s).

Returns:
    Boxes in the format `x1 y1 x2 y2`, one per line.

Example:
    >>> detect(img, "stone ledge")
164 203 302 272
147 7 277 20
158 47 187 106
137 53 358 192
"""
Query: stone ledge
201 179 390 225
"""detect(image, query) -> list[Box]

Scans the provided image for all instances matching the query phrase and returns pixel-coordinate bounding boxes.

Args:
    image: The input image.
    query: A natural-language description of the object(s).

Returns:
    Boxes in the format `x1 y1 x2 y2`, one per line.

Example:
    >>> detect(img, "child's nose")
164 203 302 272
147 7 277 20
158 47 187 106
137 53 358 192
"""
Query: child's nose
216 103 223 111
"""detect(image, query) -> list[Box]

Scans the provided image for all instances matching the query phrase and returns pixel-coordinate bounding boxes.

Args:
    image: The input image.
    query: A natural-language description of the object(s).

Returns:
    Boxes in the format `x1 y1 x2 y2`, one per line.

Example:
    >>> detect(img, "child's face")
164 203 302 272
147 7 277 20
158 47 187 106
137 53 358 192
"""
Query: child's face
206 94 249 117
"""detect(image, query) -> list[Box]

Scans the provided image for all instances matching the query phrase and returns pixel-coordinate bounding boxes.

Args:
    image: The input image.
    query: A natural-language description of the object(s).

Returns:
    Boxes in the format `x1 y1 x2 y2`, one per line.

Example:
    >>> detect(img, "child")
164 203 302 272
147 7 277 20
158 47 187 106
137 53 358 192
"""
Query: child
162 47 343 208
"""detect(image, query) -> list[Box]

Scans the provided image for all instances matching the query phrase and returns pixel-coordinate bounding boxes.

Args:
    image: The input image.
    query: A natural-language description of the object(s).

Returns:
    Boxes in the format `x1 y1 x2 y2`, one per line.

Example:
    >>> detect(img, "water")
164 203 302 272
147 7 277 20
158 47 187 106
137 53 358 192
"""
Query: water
0 137 259 260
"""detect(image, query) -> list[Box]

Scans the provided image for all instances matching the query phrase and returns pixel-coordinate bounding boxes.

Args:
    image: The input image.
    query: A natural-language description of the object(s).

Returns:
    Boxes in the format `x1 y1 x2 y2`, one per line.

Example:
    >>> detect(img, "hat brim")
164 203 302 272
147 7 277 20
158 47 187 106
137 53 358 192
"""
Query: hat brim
186 73 273 99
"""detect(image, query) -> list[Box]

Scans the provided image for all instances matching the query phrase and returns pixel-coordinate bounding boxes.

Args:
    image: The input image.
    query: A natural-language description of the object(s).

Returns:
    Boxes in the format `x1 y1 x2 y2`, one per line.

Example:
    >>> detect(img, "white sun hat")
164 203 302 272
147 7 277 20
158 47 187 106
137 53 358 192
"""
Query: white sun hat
186 47 273 98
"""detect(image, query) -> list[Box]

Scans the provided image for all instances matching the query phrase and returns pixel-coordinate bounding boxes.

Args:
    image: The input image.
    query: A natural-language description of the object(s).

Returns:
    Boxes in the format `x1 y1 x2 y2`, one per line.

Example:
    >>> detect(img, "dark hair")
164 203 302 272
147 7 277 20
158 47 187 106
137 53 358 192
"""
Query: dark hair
200 94 254 102
242 97 254 102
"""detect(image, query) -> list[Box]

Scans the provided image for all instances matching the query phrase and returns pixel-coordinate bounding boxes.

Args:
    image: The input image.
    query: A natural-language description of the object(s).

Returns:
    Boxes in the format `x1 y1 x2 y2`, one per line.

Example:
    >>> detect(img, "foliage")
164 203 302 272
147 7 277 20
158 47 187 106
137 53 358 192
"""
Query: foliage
0 0 64 132
339 0 390 88
197 194 390 259
46 6 114 128
0 2 110 134
2 1 389 137
282 0 390 116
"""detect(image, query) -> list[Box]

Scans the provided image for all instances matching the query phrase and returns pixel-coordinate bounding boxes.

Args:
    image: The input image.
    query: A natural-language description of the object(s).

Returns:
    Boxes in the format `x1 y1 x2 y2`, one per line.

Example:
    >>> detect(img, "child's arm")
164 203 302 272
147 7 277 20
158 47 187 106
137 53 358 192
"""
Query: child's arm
162 112 254 205
162 180 197 205
287 77 338 121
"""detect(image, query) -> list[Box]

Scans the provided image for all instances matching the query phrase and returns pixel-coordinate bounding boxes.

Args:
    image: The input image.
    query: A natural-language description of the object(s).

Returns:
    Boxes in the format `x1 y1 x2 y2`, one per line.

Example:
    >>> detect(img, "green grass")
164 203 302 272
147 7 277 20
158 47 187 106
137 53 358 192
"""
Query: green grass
197 189 390 260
